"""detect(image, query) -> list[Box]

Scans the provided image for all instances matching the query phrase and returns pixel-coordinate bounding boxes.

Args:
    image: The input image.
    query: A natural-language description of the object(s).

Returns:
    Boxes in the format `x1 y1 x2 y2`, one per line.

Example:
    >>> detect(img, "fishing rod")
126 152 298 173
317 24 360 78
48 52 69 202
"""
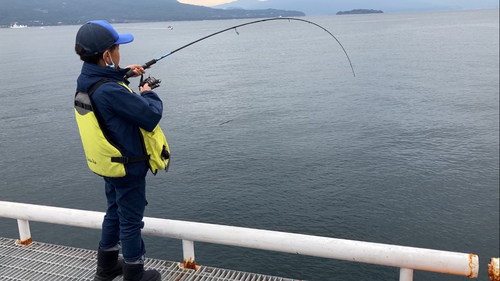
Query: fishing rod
126 17 355 78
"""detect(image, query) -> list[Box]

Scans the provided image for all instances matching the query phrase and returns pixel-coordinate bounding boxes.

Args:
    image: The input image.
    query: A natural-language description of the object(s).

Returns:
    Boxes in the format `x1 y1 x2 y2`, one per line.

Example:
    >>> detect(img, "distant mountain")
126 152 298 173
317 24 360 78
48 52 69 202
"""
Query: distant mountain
0 0 304 27
213 0 499 15
336 9 384 15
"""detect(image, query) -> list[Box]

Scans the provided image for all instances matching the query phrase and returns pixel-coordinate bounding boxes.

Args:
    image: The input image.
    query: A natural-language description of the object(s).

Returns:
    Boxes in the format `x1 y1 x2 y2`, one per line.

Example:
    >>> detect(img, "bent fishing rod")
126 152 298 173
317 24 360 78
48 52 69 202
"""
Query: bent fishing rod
126 17 355 78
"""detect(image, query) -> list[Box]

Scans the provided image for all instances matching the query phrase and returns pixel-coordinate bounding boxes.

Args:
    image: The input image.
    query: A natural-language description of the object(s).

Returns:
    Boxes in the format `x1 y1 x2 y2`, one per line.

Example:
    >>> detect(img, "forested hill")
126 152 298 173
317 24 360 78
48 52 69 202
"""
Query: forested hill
0 0 305 27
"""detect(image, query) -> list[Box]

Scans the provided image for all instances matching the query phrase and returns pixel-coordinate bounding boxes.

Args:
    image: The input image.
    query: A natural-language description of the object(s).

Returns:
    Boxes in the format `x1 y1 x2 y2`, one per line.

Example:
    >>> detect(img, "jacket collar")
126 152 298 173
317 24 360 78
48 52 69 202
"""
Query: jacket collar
78 63 131 92
81 62 130 81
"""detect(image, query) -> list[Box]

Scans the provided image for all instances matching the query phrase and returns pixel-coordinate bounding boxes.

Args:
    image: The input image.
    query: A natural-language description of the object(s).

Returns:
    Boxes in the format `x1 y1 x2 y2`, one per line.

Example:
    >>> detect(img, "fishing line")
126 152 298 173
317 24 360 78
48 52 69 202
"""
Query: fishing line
126 17 355 78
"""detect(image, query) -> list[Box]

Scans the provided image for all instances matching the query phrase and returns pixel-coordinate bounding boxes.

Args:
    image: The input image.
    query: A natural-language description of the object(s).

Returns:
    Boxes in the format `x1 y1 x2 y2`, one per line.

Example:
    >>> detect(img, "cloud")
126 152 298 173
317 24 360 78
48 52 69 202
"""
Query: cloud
177 0 235 6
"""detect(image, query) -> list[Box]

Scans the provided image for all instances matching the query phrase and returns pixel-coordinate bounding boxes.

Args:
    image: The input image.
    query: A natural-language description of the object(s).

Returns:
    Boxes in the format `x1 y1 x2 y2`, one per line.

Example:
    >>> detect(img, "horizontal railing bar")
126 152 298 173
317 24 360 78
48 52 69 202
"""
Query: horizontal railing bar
0 200 478 278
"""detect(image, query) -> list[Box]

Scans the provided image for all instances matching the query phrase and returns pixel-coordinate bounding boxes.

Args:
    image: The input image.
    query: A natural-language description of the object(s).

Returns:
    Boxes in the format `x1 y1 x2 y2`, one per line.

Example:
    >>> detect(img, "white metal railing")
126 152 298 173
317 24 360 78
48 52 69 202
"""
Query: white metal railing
0 200 481 280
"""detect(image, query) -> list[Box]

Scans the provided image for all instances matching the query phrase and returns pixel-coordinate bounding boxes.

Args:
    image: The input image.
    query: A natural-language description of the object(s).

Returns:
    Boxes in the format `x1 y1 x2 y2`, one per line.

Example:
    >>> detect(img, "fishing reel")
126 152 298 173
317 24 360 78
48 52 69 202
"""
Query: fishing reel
139 75 161 90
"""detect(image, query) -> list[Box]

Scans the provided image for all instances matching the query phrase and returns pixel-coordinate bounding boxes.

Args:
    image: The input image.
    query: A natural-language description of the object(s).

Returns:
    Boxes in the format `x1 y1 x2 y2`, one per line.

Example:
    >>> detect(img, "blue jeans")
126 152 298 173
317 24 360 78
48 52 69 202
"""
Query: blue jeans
99 175 147 263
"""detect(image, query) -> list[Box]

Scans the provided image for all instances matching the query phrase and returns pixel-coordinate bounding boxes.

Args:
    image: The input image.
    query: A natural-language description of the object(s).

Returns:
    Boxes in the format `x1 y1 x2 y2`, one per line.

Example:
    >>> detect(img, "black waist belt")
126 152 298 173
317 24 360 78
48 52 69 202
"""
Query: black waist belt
111 155 150 164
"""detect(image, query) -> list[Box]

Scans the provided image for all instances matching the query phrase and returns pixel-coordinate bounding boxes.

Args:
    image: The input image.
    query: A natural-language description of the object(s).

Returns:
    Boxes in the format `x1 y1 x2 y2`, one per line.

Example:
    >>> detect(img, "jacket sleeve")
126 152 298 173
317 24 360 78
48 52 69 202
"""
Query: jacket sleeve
104 83 163 132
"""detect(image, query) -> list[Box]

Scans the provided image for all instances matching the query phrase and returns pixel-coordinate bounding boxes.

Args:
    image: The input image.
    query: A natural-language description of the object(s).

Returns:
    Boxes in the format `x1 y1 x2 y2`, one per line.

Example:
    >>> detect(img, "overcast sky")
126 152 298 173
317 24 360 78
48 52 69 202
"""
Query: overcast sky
177 0 499 8
178 0 258 6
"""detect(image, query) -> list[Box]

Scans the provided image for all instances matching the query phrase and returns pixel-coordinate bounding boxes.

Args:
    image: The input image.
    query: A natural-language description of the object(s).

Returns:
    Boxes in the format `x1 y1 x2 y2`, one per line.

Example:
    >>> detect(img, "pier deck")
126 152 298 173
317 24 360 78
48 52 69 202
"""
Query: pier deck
0 237 300 281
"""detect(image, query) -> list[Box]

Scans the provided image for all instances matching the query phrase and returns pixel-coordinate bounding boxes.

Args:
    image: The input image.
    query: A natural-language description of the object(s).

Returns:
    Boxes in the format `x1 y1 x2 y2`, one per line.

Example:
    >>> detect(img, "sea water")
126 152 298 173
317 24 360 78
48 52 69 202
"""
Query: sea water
0 9 498 281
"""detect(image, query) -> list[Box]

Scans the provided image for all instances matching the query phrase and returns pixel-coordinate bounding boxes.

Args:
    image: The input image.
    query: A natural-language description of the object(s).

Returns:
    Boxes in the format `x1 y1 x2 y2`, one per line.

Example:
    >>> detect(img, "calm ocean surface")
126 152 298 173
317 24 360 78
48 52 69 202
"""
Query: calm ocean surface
0 9 498 281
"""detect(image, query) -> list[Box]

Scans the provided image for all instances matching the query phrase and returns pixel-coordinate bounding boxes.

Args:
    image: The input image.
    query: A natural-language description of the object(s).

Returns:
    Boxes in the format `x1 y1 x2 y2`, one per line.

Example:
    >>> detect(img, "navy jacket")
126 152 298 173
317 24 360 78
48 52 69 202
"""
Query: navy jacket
76 63 163 179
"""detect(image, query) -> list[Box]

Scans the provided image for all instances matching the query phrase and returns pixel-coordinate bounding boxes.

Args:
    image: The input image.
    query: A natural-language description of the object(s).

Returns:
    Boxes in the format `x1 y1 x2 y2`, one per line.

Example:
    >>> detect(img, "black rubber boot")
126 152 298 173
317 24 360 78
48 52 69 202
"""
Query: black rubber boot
94 248 124 281
123 263 161 281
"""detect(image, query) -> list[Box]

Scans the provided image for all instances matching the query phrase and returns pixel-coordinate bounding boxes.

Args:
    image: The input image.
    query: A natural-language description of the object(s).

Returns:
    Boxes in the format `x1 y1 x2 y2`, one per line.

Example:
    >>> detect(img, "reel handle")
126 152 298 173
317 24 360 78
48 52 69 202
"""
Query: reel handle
125 59 158 78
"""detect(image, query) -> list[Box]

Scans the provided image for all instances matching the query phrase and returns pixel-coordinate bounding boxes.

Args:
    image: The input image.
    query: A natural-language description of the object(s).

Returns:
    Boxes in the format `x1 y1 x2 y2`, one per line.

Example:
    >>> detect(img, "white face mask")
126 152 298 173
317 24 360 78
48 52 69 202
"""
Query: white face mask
103 52 115 69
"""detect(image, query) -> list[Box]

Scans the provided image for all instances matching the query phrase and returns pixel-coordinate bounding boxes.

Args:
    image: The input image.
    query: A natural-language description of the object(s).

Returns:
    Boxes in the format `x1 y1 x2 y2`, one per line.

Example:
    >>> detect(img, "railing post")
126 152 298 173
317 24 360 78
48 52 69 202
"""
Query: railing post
489 258 499 281
400 268 413 281
16 219 32 246
181 239 198 270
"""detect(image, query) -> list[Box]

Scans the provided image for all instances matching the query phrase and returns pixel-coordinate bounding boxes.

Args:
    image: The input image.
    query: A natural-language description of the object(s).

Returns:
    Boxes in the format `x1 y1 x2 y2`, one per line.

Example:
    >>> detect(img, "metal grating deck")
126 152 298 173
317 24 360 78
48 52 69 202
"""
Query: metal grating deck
0 237 302 281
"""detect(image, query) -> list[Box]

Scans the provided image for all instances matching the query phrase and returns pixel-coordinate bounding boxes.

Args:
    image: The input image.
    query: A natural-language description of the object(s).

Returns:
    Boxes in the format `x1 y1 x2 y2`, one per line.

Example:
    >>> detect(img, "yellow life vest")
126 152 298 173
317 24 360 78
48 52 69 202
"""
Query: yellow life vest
74 79 170 177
